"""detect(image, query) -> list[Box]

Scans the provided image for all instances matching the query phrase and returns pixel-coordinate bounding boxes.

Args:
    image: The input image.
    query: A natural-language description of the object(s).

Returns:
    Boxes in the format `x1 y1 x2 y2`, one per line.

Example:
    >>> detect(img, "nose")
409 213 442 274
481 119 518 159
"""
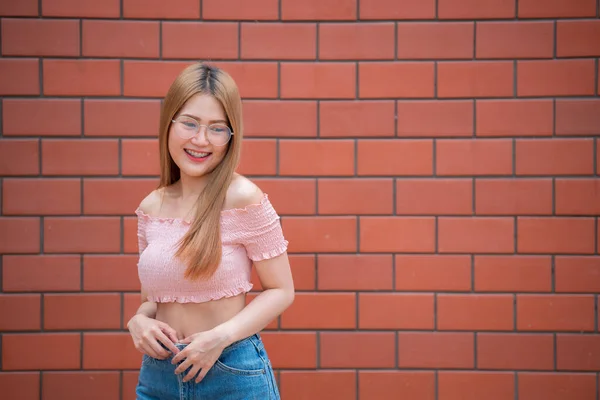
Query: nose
190 125 210 146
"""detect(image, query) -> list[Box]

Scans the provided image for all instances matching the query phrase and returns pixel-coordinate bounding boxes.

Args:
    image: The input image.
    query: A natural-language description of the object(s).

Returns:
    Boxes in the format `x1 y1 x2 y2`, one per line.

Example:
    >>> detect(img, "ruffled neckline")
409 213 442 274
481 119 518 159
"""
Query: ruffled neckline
134 193 271 226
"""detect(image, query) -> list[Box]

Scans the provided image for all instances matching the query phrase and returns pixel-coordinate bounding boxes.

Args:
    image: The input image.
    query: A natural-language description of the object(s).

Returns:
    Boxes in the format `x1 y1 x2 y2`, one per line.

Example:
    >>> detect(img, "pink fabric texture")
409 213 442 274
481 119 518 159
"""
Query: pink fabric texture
135 194 288 303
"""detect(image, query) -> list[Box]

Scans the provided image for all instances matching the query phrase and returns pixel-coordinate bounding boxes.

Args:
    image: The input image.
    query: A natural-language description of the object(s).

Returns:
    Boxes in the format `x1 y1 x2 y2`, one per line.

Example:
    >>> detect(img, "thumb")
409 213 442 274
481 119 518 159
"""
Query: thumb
180 335 194 344
158 322 178 343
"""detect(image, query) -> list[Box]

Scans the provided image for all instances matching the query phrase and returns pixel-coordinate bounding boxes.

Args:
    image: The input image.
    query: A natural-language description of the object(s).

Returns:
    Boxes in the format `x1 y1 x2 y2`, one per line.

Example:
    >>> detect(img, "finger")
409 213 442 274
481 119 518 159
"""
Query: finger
145 336 170 359
195 364 211 383
138 342 161 359
171 349 187 365
159 323 180 344
174 357 193 375
155 330 180 355
183 364 202 383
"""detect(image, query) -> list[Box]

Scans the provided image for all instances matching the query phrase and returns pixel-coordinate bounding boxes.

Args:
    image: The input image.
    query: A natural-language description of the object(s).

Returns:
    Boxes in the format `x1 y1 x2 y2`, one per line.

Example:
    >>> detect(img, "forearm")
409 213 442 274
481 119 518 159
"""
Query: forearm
214 288 294 346
135 301 157 319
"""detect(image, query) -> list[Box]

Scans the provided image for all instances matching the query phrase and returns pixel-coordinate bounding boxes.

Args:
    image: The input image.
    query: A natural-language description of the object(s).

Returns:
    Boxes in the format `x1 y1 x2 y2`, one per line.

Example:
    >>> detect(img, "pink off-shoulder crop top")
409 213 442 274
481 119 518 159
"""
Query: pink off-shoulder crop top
135 194 288 303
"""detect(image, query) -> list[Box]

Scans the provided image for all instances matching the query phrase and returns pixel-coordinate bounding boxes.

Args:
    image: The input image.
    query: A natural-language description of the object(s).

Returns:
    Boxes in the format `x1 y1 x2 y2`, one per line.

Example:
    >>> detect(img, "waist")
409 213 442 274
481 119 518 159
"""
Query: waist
155 293 246 339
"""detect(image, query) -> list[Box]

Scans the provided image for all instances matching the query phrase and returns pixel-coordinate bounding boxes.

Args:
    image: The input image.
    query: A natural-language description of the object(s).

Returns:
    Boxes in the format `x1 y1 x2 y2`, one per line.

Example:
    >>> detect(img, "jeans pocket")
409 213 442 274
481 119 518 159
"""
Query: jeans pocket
214 336 267 377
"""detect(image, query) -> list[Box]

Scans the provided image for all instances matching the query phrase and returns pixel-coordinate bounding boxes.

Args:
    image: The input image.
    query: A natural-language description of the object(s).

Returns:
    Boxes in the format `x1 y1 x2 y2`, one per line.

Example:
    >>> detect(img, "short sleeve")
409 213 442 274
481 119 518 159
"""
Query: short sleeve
223 195 288 262
135 208 148 255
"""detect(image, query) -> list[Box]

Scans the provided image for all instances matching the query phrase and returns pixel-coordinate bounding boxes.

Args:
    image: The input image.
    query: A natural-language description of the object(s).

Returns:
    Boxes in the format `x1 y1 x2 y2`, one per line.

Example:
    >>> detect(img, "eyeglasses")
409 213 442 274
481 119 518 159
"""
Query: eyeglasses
171 115 234 147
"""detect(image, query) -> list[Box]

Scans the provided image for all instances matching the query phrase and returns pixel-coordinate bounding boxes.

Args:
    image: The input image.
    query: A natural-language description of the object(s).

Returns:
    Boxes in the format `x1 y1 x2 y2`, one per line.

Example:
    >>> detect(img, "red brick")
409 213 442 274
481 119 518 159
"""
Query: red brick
437 294 514 331
397 22 473 59
438 61 513 98
476 99 553 137
43 59 121 96
555 256 600 293
123 0 200 18
122 372 140 400
279 371 356 400
261 332 317 369
2 255 80 292
517 294 595 332
318 178 393 214
320 101 395 137
475 178 553 215
243 100 317 137
42 0 120 17
317 254 393 290
44 217 121 253
396 178 472 215
83 179 157 215
83 255 140 291
2 333 80 370
359 293 434 329
123 61 278 98
0 139 39 176
251 179 317 215
397 100 473 137
1 18 79 56
438 217 514 253
281 216 356 252
359 0 435 19
555 179 600 215
2 178 81 215
517 60 596 97
518 373 597 400
474 255 552 292
44 294 121 330
556 334 600 371
0 58 39 95
122 294 141 327
281 63 356 99
438 372 515 400
398 332 475 368
287 255 316 290
237 139 277 175
438 0 515 19
396 254 472 291
320 332 395 368
0 218 40 253
556 100 600 136
478 333 554 370
359 371 435 400
516 138 594 175
42 372 120 400
476 22 554 59
203 0 278 20
42 139 119 176
162 22 237 59
281 0 356 20
84 99 160 137
0 294 40 331
519 0 596 17
518 217 595 254
436 139 513 176
241 23 316 60
357 139 433 176
0 373 39 400
3 99 81 137
360 217 436 252
0 0 38 16
359 62 435 98
82 20 158 58
280 293 356 329
121 139 160 176
557 21 600 57
319 23 394 60
83 333 142 369
279 140 354 176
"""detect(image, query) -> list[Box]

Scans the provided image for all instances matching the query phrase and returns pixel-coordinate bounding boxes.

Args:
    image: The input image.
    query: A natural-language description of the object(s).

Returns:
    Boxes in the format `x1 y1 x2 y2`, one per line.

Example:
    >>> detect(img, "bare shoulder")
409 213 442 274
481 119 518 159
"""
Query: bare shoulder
137 188 164 215
224 174 264 210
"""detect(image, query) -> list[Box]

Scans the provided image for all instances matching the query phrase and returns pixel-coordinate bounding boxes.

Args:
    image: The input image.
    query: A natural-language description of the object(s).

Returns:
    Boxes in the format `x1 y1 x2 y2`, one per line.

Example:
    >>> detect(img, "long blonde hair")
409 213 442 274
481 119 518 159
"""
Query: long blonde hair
158 62 243 280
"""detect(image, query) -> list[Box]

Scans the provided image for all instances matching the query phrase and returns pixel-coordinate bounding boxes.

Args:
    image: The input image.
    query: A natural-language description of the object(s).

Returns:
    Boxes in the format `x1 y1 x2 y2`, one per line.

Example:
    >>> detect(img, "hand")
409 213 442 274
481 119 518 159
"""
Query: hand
127 314 180 359
171 329 229 383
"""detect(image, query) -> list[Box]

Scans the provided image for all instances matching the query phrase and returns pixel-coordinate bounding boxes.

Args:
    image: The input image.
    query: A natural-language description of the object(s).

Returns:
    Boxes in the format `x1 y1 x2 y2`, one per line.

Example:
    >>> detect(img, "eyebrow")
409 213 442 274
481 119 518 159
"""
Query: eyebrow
180 113 228 125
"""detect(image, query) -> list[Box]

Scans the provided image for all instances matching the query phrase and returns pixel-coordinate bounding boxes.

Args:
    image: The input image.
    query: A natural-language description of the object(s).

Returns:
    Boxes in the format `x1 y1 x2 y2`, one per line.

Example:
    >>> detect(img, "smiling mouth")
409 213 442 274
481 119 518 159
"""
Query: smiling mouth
184 149 211 159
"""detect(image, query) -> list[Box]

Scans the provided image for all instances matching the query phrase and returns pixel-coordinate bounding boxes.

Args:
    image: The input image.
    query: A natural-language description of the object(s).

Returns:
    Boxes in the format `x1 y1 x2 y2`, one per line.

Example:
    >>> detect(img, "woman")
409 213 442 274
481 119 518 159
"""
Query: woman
127 62 294 400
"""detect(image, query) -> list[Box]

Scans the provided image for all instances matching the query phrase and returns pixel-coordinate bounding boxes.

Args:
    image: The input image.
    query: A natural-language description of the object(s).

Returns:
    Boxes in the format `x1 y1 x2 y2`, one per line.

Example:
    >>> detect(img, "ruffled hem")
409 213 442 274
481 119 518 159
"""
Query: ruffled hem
134 193 272 226
249 240 289 262
146 283 253 304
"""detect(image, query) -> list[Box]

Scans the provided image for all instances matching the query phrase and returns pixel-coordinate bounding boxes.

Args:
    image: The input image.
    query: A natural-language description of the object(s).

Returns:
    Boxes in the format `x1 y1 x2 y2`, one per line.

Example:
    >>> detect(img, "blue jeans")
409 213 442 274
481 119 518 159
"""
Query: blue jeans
135 333 280 400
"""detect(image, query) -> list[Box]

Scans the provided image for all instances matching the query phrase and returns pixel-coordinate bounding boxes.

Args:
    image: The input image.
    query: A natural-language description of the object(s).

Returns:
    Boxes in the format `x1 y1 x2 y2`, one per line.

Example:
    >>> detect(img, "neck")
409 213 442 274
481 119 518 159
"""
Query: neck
177 172 210 204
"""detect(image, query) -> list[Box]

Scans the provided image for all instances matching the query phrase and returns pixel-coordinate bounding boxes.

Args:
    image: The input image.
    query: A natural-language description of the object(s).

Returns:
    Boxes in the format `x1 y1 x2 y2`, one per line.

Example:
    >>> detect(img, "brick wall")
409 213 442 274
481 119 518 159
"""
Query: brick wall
1 0 599 399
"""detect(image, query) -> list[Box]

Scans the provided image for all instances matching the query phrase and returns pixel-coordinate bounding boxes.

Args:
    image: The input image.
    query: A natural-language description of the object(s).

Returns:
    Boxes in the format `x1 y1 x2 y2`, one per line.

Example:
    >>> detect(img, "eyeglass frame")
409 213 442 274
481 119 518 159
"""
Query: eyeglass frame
171 115 234 147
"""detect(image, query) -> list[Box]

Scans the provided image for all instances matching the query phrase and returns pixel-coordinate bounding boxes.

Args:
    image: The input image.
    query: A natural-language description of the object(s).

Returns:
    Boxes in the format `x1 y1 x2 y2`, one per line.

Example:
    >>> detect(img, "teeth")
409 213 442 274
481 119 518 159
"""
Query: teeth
186 149 209 158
